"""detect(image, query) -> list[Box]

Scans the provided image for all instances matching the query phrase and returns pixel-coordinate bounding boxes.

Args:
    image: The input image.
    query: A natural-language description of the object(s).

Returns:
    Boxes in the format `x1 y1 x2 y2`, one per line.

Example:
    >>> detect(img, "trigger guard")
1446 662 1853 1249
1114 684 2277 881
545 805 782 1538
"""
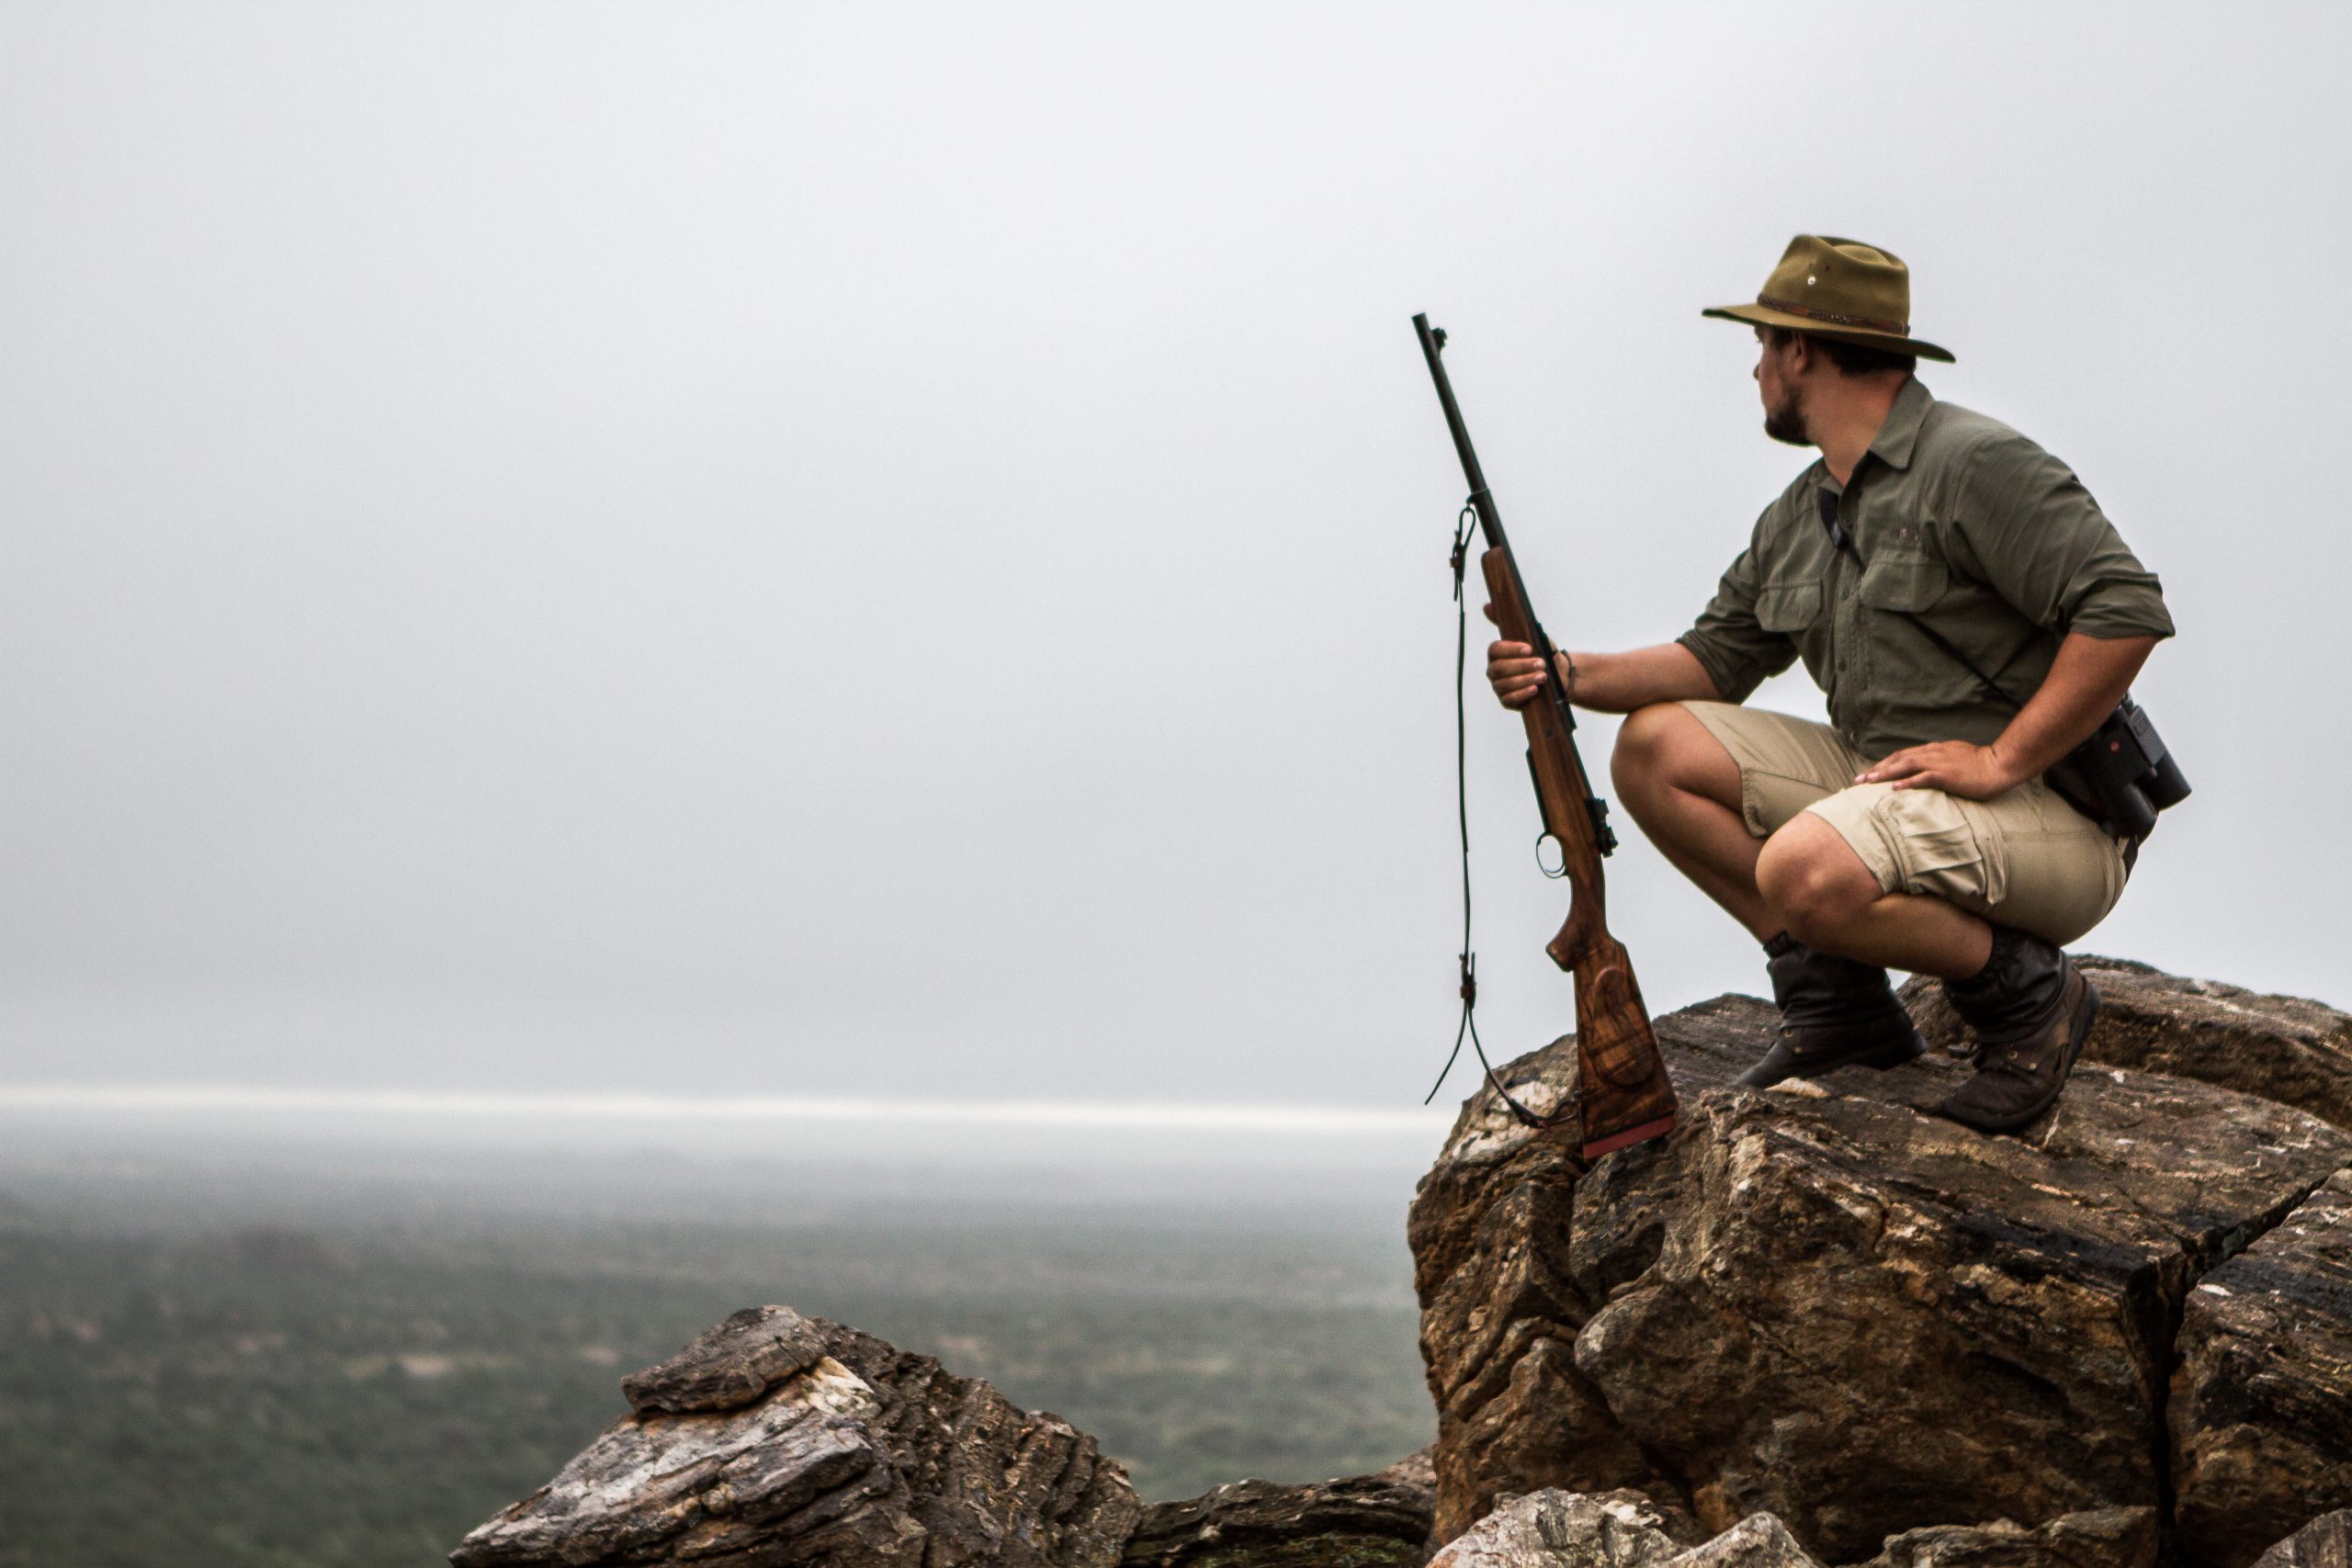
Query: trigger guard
1534 832 1567 879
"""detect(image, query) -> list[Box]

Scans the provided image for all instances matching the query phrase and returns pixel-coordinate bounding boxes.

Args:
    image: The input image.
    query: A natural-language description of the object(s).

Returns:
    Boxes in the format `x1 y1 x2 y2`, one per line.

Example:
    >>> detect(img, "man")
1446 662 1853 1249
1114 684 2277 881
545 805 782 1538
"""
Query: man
1487 234 2172 1134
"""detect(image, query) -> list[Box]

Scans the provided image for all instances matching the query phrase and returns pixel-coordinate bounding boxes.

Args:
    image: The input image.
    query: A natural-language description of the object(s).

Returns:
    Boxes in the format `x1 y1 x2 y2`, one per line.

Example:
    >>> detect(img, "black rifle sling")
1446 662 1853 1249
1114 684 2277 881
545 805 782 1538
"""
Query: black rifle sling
1426 502 1568 1131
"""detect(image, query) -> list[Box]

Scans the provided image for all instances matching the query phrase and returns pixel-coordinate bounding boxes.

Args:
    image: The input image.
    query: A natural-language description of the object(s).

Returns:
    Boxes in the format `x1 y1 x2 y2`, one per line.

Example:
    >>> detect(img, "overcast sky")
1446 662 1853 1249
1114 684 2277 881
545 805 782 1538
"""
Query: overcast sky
5 3 2346 1117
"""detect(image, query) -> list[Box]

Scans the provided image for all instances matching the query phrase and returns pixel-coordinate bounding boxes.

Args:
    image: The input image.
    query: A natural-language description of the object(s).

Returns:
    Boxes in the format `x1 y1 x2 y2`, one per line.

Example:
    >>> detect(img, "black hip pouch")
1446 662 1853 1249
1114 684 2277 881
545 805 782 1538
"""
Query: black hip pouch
2053 694 2191 843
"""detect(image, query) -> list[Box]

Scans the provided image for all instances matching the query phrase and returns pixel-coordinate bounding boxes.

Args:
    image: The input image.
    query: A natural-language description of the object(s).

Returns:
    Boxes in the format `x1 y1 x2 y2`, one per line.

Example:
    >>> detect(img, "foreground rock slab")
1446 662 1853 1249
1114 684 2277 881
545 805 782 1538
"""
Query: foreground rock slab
1122 1453 1437 1567
2174 1169 2352 1567
1409 989 2352 1561
451 1305 1139 1567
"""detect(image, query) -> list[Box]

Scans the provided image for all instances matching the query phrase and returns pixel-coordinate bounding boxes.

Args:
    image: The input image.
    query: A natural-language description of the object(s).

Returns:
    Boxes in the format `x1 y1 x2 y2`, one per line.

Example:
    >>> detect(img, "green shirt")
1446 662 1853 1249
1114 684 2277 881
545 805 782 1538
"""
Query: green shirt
1677 378 2174 761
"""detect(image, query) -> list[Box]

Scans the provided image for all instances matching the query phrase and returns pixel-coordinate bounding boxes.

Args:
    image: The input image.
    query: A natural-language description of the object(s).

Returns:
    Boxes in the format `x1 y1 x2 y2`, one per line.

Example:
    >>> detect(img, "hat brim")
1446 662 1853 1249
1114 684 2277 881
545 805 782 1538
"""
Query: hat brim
1702 301 1955 364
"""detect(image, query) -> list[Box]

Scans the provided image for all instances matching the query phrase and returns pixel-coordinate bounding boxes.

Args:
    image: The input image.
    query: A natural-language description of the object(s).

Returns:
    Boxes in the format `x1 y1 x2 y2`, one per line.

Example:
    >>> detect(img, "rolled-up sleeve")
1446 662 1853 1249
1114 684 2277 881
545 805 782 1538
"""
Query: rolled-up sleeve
1678 516 1797 704
1947 434 2175 641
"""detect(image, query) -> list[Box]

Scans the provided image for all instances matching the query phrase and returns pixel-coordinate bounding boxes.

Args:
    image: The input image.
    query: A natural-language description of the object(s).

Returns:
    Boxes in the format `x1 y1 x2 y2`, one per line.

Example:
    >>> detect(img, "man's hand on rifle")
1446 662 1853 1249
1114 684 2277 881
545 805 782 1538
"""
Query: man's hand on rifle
1483 605 1726 716
1487 637 1553 709
1482 603 1555 711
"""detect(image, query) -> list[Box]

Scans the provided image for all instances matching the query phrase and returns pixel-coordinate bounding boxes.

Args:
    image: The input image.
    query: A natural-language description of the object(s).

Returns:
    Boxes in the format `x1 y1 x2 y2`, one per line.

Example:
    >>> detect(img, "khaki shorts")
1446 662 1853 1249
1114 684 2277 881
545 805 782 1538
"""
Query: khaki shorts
1680 701 2128 946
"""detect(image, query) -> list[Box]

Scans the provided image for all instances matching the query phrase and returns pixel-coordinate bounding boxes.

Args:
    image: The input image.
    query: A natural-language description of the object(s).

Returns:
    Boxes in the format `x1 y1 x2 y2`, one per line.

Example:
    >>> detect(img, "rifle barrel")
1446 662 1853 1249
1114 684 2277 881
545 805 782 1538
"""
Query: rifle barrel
1412 313 1509 555
1413 313 1563 707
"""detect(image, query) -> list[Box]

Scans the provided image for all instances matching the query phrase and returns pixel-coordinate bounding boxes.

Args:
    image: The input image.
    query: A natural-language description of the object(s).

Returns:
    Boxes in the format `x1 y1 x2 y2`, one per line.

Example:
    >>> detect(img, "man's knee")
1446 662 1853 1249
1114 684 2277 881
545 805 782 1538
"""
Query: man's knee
1756 818 1883 947
1610 703 1680 792
1611 703 1738 811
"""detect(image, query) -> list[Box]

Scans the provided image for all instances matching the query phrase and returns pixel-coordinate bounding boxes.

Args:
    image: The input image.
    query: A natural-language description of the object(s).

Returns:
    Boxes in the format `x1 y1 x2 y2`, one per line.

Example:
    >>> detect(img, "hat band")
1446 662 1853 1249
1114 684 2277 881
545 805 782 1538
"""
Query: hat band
1756 293 1908 335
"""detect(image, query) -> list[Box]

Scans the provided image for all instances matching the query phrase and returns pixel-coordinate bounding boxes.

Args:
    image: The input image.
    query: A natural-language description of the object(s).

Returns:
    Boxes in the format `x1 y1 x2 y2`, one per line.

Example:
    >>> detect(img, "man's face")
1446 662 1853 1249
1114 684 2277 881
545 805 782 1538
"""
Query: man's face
1754 329 1810 446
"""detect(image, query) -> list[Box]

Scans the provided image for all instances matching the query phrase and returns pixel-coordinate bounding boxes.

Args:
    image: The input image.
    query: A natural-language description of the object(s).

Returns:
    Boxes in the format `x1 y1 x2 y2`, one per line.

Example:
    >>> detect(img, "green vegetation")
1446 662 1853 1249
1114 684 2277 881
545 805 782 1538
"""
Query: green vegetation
0 1148 1433 1568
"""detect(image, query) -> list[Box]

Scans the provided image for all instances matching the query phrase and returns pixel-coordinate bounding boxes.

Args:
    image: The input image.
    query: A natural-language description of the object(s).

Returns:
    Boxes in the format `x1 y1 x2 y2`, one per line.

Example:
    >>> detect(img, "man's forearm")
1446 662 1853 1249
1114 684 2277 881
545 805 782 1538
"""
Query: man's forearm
1855 631 2162 801
1555 642 1724 713
1989 632 2159 784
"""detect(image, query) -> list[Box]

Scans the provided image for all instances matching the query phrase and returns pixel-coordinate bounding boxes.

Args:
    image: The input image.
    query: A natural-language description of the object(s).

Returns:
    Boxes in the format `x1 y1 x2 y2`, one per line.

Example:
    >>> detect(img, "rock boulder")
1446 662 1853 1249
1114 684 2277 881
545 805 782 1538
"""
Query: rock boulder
451 1305 1139 1568
1410 986 2352 1562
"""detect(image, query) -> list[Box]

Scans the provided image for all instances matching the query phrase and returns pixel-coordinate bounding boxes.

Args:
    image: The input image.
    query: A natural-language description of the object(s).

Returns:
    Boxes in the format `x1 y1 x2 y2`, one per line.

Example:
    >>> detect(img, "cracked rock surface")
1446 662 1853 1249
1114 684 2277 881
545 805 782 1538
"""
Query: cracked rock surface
2173 1169 2352 1566
1409 976 2352 1564
450 1305 1139 1567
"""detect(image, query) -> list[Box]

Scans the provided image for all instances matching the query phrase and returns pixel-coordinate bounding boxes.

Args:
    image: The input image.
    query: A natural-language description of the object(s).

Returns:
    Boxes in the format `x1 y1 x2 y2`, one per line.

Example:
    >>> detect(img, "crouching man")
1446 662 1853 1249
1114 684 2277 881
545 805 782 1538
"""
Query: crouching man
1489 235 2173 1133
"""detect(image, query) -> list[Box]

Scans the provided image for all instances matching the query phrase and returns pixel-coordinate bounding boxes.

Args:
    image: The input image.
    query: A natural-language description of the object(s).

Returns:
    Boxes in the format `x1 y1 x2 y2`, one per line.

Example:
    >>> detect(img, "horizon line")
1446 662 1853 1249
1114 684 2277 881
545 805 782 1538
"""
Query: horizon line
0 1081 1459 1136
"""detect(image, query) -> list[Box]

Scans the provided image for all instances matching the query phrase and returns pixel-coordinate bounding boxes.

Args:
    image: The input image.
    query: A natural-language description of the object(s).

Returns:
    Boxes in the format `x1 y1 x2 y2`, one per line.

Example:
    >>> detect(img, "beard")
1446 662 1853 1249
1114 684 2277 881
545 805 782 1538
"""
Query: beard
1762 389 1810 446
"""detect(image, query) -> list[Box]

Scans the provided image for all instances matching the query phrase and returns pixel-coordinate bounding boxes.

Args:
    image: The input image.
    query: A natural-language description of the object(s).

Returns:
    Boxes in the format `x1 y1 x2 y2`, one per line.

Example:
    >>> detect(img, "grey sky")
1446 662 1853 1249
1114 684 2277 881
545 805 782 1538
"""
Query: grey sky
5 3 2346 1112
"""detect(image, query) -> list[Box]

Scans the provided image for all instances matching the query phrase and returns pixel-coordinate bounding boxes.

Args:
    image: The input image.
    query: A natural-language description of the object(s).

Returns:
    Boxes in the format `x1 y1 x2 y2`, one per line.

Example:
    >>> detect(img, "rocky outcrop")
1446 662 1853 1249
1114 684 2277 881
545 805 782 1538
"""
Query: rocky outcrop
2256 1512 2352 1568
456 958 2352 1568
2173 1169 2352 1567
1410 980 2352 1563
1901 958 2352 1131
451 1306 1139 1567
1121 1452 1438 1567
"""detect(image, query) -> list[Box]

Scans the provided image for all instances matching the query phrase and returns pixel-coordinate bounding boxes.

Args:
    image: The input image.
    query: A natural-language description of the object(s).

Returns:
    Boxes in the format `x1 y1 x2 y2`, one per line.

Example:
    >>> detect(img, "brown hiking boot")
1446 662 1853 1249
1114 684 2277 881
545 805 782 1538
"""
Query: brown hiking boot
1937 928 2101 1134
1736 933 1927 1089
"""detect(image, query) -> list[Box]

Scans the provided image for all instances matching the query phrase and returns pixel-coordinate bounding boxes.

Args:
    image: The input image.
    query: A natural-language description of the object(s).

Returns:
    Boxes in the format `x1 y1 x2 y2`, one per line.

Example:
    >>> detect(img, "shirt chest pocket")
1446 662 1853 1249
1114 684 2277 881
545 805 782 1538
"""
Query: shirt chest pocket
1858 553 1973 697
1756 581 1823 632
1859 553 1950 613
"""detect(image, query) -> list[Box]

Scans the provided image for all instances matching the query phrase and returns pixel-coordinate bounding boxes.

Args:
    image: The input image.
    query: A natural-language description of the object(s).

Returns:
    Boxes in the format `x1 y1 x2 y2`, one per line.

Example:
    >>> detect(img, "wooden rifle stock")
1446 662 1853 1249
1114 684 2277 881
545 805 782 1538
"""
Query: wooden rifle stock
1414 312 1677 1157
1478 552 1678 1156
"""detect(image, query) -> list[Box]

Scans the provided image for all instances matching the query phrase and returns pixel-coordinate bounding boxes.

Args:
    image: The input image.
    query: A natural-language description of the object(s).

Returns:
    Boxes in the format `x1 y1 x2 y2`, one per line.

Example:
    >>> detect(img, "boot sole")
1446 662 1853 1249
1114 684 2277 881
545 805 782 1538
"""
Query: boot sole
1943 974 2102 1135
1735 1028 1927 1089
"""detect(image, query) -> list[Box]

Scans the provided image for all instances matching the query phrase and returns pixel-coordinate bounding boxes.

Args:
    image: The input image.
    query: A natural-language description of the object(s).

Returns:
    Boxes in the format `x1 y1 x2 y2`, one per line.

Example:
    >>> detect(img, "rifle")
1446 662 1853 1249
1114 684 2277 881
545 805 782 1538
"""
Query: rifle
1412 313 1679 1158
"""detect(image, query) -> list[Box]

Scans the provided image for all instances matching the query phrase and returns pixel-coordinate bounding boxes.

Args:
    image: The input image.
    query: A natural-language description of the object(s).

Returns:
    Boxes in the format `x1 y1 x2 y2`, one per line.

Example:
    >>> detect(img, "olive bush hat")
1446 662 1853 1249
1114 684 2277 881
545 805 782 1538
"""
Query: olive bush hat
1703 233 1955 364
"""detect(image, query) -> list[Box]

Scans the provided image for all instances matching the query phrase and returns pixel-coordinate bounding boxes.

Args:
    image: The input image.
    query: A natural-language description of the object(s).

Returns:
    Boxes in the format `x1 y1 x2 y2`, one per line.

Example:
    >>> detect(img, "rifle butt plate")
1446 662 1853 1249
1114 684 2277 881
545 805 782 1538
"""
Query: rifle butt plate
1580 1112 1677 1161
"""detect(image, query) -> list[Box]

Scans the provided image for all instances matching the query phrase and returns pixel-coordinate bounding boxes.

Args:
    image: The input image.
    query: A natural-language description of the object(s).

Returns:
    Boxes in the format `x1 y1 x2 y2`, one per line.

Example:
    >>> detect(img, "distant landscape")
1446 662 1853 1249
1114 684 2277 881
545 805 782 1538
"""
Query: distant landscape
0 1125 1435 1568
